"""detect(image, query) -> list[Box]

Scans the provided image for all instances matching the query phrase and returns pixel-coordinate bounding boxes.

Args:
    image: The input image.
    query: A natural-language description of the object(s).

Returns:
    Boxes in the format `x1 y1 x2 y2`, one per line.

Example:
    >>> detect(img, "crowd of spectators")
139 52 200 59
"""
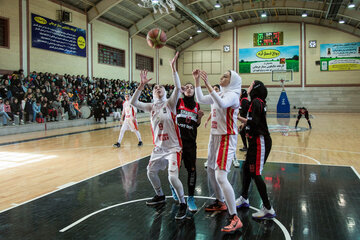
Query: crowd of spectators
0 69 174 126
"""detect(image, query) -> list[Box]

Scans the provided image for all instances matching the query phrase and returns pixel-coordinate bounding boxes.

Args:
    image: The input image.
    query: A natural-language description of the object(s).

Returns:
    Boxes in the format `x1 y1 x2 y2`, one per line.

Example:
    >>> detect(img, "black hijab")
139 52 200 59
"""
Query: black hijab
182 83 196 109
250 80 267 103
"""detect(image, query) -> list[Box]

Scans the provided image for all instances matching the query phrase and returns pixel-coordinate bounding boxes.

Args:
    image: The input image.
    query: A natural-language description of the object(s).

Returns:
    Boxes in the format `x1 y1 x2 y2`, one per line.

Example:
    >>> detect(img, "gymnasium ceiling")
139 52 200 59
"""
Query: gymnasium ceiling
58 0 360 51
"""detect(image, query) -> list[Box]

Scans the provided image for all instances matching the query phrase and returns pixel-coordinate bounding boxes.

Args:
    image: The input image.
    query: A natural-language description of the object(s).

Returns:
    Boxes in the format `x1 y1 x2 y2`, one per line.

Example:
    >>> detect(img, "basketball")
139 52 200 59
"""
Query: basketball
146 28 167 49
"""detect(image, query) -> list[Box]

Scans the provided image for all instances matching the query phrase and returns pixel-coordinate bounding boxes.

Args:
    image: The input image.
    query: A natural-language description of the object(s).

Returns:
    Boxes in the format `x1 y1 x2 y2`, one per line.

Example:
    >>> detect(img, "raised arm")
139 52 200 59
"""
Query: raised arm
200 70 238 109
129 70 152 112
168 52 182 111
193 69 213 105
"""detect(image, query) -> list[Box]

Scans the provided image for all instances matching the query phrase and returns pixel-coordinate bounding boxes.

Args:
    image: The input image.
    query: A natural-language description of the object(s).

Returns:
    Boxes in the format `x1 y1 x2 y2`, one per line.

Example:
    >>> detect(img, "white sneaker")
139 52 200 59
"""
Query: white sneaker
252 205 276 219
235 196 249 208
204 161 208 168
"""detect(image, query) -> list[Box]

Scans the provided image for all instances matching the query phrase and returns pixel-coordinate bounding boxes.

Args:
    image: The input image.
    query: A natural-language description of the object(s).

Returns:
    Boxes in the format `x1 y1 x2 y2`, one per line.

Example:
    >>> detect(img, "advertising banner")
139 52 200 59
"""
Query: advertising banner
31 13 86 57
320 42 360 71
239 46 299 73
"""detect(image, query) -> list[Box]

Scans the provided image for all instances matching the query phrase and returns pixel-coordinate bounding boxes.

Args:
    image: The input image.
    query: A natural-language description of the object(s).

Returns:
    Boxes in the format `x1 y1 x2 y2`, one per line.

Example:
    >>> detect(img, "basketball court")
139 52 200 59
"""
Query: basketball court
0 113 360 239
1 0 360 239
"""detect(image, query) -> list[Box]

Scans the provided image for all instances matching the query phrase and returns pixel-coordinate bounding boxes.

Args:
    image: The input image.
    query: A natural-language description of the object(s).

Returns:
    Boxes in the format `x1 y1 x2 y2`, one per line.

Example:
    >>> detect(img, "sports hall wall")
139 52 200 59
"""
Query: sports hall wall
1 0 358 86
0 0 175 82
178 23 359 87
29 0 87 75
0 0 20 72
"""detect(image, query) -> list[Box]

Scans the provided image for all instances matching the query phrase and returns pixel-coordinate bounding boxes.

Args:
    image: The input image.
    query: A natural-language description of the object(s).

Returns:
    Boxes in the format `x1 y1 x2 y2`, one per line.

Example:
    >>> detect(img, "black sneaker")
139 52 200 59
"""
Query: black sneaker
175 203 187 220
239 147 247 152
113 142 120 148
138 141 143 146
146 195 166 206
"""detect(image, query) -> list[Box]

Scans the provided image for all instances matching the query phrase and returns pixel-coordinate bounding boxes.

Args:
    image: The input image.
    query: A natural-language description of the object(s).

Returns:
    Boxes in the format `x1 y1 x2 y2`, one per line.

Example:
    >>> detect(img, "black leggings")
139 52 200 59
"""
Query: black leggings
241 135 272 209
182 142 197 196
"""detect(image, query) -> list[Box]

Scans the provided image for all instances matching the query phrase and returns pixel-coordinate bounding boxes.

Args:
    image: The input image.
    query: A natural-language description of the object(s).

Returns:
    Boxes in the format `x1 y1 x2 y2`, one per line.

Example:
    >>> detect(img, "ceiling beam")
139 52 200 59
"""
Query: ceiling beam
87 0 125 23
172 0 220 38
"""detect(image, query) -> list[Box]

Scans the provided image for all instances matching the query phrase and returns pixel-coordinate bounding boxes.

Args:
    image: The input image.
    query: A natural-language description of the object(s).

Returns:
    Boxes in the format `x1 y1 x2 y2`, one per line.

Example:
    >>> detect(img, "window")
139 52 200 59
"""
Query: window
136 54 154 72
98 44 125 67
0 17 9 48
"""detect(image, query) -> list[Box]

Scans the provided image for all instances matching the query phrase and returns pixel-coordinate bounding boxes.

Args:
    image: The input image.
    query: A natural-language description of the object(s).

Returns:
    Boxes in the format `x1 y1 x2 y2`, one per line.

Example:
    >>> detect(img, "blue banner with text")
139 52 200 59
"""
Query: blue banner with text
31 13 86 57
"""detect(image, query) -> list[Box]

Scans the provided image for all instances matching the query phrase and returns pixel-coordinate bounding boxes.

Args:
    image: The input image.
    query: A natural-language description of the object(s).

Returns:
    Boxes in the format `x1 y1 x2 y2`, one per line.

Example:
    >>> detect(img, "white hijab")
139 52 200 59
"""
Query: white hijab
152 86 167 106
221 70 242 96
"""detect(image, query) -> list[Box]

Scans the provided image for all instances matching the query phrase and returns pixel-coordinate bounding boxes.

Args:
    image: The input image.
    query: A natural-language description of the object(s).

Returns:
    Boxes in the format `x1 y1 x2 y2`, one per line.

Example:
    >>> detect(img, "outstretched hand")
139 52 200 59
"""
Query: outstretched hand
140 70 152 87
200 70 209 85
170 52 179 72
192 69 200 87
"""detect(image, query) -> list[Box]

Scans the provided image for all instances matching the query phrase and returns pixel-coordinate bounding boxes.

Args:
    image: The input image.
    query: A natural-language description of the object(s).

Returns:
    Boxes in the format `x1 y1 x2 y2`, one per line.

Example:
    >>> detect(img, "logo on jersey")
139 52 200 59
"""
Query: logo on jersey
213 109 216 117
158 133 169 141
163 108 167 114
194 107 198 113
159 122 163 130
211 121 217 129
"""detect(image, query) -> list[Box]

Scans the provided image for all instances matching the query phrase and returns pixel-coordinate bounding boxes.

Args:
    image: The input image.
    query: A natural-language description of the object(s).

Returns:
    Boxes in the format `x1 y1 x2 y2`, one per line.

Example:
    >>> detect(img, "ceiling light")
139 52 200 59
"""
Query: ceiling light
151 0 159 4
197 29 202 33
227 17 233 23
339 19 345 24
214 1 221 8
261 11 267 17
302 12 307 17
348 0 355 8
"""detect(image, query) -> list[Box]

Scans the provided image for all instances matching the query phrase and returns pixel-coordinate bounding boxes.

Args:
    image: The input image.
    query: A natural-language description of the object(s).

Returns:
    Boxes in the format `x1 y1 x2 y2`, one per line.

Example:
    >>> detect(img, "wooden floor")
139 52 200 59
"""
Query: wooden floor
0 112 360 212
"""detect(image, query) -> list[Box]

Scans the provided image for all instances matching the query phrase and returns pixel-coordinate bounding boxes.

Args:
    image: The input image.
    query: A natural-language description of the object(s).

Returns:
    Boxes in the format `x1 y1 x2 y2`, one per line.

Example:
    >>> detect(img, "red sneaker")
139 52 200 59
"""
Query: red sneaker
221 214 243 233
204 199 227 212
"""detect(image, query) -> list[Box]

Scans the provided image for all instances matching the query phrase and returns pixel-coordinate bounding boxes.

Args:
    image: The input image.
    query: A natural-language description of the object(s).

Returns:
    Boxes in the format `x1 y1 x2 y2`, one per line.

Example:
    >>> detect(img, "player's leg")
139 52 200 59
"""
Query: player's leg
305 112 312 129
167 152 187 219
113 123 129 147
251 135 276 219
133 119 143 146
205 135 227 212
146 158 167 206
295 114 302 129
239 127 248 151
183 141 197 212
212 134 243 232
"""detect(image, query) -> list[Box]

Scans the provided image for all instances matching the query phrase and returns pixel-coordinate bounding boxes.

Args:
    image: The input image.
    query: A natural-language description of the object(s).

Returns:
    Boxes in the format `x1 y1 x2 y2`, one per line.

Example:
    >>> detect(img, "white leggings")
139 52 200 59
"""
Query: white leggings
147 152 185 204
208 167 237 215
117 123 142 143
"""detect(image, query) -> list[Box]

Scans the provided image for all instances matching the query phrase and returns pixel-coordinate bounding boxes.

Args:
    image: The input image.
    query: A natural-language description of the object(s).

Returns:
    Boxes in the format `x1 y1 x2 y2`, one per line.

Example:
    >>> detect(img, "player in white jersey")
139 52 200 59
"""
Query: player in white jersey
113 94 142 148
130 52 187 220
194 69 243 233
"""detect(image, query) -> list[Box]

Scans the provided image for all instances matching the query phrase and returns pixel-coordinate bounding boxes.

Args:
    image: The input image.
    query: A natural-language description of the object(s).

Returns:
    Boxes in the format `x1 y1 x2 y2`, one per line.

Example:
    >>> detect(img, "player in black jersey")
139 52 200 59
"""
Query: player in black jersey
175 83 204 212
295 107 312 129
238 89 250 152
236 80 276 219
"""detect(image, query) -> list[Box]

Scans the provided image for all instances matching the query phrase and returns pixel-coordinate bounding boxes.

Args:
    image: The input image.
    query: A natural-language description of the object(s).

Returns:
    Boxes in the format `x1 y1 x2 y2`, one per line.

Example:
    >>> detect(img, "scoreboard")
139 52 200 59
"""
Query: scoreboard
253 32 283 46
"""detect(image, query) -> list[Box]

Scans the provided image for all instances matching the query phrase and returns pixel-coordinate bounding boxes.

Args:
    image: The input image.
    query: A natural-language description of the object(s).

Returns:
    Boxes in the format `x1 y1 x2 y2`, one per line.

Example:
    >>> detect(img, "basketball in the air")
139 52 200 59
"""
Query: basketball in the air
146 28 167 49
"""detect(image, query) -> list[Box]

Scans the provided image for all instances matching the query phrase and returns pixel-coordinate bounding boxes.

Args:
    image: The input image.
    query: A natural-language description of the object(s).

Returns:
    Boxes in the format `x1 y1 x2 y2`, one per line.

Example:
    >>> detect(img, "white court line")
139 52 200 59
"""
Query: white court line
350 166 360 180
272 150 321 165
272 145 360 155
0 156 146 214
59 196 291 240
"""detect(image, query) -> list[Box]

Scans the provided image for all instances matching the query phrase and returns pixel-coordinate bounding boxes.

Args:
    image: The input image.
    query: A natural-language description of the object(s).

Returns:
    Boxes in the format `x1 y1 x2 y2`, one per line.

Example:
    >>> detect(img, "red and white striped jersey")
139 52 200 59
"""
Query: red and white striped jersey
210 94 239 135
123 100 136 119
150 102 182 151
